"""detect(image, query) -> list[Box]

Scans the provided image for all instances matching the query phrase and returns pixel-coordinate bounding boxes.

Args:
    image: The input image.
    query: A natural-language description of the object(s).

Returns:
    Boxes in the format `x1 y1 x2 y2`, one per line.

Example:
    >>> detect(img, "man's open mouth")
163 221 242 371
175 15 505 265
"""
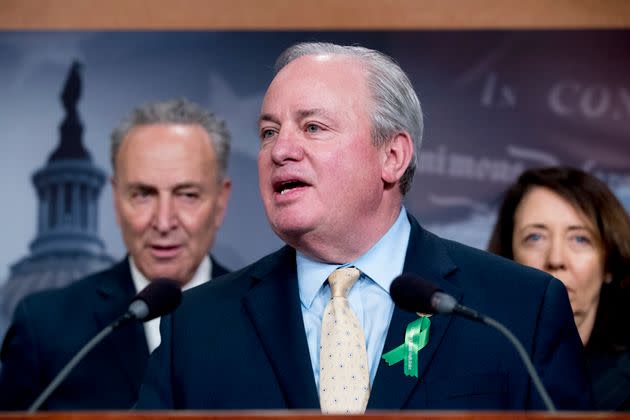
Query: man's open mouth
275 180 308 195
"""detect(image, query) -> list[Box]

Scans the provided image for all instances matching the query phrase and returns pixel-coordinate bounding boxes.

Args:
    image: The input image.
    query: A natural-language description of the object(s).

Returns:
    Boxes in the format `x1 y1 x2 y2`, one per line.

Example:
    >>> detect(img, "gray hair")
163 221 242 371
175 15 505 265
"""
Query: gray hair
275 42 423 195
110 98 231 179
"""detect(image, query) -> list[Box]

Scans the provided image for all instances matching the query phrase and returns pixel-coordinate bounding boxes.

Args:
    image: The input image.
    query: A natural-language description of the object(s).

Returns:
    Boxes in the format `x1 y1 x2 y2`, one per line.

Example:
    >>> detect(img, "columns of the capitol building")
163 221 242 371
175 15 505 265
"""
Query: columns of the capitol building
60 182 67 228
63 182 69 227
48 185 56 230
56 182 64 230
72 181 80 231
89 187 98 233
47 185 53 230
37 187 45 234
43 188 50 233
80 184 88 230
65 181 72 228
86 186 94 233
53 185 59 230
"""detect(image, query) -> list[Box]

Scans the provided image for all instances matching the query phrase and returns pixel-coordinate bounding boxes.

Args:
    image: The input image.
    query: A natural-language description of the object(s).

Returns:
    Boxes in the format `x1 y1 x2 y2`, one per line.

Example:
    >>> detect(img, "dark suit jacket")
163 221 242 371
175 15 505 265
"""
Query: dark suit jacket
589 350 630 410
137 216 592 410
0 256 228 410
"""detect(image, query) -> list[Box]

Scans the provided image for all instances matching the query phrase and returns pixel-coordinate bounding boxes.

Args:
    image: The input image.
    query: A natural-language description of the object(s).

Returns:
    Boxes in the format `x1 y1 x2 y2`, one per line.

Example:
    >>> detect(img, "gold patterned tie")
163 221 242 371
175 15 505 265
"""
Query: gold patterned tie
319 267 370 414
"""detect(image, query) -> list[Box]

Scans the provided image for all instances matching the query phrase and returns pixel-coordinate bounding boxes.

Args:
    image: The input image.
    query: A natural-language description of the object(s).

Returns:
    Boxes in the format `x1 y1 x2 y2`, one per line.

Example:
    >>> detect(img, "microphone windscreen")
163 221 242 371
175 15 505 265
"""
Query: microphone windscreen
390 273 440 314
135 278 182 321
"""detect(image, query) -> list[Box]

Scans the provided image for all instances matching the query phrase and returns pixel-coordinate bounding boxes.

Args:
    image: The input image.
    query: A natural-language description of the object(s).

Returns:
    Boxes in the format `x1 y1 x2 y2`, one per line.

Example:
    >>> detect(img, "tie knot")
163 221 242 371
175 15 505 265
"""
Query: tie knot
328 267 360 298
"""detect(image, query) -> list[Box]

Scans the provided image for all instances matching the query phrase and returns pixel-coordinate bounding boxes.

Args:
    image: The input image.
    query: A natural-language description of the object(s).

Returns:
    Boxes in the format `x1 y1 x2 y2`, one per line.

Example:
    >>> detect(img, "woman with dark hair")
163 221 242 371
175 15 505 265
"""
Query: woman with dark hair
488 166 630 411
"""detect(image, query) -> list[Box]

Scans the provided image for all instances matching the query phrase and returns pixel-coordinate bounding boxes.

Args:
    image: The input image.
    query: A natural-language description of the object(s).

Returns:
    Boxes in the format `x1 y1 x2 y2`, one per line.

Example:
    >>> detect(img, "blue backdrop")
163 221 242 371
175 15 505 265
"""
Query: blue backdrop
0 30 628 337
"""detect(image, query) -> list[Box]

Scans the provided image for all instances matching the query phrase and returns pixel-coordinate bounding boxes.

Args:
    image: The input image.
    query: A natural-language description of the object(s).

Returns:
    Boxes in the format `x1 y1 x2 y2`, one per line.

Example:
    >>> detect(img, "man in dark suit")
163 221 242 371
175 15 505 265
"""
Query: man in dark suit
0 98 232 410
137 43 592 411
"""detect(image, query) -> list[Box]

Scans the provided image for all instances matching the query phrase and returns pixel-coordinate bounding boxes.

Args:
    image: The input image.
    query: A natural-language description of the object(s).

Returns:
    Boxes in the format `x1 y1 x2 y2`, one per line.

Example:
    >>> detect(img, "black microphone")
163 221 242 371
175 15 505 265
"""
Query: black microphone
28 278 182 413
390 273 482 320
128 278 182 322
390 273 557 412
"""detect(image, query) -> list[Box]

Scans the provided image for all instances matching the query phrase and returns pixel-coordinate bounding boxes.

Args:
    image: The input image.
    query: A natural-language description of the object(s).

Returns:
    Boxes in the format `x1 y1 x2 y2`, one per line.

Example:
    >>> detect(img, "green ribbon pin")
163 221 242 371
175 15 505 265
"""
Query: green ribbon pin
382 316 430 378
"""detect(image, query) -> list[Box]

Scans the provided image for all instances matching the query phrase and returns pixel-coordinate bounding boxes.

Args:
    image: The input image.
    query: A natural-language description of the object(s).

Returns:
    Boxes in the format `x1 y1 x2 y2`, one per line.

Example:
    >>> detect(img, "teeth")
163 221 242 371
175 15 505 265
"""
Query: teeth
278 181 303 195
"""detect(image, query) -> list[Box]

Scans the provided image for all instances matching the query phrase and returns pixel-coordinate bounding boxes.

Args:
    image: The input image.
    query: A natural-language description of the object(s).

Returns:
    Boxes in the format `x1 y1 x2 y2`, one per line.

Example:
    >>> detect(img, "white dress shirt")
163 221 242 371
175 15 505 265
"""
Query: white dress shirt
297 207 411 389
130 255 212 353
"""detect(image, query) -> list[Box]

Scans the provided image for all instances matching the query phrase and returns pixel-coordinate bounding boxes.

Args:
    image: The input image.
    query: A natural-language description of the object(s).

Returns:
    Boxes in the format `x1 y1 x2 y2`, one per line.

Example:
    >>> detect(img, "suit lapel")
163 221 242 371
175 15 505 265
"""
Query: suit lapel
369 215 462 409
242 247 320 409
93 259 149 393
210 256 230 278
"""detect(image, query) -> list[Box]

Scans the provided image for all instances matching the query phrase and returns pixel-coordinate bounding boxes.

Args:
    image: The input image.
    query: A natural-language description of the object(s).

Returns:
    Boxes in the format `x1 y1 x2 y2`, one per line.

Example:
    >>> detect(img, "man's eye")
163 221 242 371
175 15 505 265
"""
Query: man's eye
132 189 151 198
260 128 276 139
306 124 320 134
179 191 199 200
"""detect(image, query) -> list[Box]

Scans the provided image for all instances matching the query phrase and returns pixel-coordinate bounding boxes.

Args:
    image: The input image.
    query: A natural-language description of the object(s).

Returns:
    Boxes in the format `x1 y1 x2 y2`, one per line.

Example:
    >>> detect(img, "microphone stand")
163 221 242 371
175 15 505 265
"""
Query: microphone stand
453 306 557 412
482 316 556 412
27 312 135 413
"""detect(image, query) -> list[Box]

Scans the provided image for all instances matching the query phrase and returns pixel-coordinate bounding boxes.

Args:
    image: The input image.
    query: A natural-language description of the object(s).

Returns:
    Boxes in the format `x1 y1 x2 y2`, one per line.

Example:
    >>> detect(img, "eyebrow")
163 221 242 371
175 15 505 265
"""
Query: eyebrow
125 182 155 191
566 225 593 233
124 182 201 191
296 108 332 120
173 183 202 190
258 113 279 126
515 223 549 235
521 223 548 230
517 223 592 233
258 108 334 126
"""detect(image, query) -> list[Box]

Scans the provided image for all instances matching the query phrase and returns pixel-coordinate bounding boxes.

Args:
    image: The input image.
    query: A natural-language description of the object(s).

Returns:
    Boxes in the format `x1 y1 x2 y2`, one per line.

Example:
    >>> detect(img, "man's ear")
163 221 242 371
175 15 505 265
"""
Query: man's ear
213 177 232 229
381 132 414 185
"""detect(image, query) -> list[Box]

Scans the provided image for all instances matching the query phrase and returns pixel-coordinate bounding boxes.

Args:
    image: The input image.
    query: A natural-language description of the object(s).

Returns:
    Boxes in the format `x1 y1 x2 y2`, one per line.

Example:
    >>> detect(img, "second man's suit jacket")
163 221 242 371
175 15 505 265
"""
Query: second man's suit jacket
0 256 229 410
137 215 592 411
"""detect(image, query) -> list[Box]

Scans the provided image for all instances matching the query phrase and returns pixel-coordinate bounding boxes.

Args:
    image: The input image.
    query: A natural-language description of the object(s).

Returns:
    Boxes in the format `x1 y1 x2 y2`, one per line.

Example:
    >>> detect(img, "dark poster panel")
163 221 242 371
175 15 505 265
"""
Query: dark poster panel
389 31 630 245
395 31 630 221
0 30 628 336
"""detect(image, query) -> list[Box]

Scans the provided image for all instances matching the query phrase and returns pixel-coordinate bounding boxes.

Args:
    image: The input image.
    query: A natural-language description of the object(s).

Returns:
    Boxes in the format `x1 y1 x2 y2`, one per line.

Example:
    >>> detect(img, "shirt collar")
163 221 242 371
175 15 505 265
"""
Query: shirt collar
129 255 212 294
297 207 411 308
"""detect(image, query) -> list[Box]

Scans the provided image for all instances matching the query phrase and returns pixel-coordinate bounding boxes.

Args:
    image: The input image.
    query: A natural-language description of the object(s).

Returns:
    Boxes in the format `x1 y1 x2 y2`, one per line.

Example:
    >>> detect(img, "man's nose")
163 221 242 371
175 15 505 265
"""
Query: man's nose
154 197 177 232
270 127 304 165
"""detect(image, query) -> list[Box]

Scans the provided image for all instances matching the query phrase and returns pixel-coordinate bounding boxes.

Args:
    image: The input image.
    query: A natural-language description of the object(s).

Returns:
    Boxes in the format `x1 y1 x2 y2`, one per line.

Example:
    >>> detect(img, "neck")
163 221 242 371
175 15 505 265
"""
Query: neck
292 205 403 264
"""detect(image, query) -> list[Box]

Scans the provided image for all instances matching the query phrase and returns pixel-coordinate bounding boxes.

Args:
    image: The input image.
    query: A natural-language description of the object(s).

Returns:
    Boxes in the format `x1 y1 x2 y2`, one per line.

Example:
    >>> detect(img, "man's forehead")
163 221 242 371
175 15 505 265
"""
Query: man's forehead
124 122 192 139
262 56 367 112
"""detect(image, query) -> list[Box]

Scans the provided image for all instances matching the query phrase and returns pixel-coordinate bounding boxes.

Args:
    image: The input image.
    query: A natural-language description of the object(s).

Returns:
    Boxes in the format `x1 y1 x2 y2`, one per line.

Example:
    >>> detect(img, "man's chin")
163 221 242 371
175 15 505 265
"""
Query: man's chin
272 223 311 244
